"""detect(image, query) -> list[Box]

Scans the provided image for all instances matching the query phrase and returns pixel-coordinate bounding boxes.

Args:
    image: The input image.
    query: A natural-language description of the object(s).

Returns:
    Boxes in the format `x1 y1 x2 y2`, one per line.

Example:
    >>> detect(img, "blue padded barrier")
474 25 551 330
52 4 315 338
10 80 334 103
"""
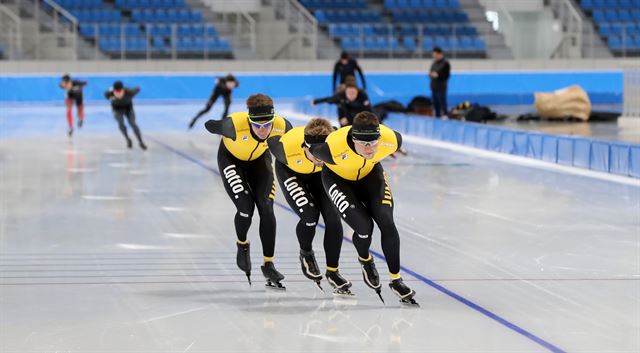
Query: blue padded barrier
610 144 630 176
294 100 638 178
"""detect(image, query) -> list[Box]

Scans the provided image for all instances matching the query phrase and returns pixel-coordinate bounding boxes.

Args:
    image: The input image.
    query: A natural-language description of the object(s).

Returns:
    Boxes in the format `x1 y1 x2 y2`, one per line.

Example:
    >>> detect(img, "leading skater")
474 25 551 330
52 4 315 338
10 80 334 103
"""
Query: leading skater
309 111 418 306
204 94 292 290
267 118 353 296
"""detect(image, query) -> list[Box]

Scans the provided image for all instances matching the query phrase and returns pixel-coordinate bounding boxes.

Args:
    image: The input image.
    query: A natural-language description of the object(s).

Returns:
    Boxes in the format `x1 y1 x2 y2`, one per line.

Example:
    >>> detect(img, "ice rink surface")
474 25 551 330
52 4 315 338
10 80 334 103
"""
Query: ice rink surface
1 102 638 353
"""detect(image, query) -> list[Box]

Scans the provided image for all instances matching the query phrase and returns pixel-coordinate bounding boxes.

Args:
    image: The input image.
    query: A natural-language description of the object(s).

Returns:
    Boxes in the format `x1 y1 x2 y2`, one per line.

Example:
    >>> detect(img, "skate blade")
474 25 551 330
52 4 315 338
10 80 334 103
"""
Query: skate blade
399 298 420 307
265 283 286 291
332 289 355 298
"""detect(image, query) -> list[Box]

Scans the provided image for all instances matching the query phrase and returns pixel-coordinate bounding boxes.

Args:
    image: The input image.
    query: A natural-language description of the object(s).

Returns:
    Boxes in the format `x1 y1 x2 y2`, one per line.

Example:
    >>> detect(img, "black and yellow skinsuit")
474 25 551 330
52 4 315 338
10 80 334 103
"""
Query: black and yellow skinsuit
205 111 291 261
309 124 404 278
267 127 343 272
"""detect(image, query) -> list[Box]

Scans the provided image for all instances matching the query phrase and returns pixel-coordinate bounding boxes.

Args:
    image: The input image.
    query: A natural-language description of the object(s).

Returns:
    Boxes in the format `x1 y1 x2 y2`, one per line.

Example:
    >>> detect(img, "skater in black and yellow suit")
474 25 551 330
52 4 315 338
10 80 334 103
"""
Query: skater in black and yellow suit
204 94 292 289
309 111 418 306
267 118 353 296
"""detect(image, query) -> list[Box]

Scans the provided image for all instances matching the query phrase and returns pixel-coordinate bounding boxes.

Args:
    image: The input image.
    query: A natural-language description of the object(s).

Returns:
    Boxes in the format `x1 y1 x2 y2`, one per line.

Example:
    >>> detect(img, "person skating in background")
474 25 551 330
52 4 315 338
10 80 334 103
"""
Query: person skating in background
105 81 146 150
429 47 451 118
189 74 239 129
333 51 366 93
312 82 372 127
267 118 353 296
59 74 87 137
204 94 292 290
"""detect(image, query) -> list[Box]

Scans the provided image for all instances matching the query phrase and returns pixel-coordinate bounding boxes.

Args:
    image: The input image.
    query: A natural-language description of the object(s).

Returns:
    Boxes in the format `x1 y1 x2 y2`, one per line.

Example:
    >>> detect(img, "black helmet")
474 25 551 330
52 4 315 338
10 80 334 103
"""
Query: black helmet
61 74 71 81
224 74 238 87
113 81 124 90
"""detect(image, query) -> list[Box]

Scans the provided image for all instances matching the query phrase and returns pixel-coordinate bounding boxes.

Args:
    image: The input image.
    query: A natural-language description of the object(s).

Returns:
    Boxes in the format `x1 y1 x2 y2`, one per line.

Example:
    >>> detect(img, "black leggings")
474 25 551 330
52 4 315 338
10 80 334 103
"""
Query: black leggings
217 143 276 258
274 161 343 268
193 90 231 122
321 163 401 274
113 108 143 144
432 88 448 118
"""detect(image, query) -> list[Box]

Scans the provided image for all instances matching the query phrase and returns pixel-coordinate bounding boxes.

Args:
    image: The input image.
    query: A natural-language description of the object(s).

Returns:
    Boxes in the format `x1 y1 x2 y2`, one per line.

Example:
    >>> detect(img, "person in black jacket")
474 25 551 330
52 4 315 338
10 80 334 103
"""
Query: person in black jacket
59 74 87 137
312 83 372 127
188 74 239 129
332 52 366 92
429 47 451 118
105 81 146 150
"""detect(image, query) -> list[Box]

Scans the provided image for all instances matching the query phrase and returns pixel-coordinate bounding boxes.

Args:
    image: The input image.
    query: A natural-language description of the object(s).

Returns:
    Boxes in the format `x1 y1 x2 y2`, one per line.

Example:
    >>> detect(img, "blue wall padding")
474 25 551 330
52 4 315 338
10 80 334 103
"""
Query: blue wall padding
542 136 558 163
527 134 543 159
590 142 610 173
0 70 623 105
573 139 591 169
500 131 515 154
610 144 630 176
630 146 640 178
557 138 574 166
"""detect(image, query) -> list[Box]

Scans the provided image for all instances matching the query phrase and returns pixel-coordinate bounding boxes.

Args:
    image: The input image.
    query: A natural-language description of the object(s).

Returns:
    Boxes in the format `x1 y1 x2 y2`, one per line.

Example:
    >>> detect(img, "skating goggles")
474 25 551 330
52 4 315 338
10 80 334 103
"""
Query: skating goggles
248 117 274 129
352 137 380 147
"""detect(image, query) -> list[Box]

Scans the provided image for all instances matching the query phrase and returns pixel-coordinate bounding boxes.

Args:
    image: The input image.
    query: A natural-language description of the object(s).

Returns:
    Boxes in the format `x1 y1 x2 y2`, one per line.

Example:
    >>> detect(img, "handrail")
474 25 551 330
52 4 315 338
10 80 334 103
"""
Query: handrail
240 11 256 51
41 0 79 60
548 0 583 58
291 0 316 26
0 4 22 58
43 0 78 27
550 34 572 59
290 0 317 57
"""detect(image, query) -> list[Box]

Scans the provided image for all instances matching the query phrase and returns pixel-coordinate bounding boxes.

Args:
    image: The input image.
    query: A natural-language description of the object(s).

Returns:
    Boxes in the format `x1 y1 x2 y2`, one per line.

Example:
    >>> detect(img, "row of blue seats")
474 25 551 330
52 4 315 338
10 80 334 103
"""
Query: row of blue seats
383 0 460 9
328 23 477 37
99 37 231 53
99 36 230 47
340 35 485 52
80 24 142 37
599 23 640 36
100 42 231 53
79 23 218 37
54 0 103 8
391 9 469 23
398 24 477 36
592 9 640 22
581 0 640 8
401 36 485 51
314 10 382 23
69 9 121 22
131 9 203 22
342 40 484 53
299 0 367 9
608 35 640 49
115 0 186 8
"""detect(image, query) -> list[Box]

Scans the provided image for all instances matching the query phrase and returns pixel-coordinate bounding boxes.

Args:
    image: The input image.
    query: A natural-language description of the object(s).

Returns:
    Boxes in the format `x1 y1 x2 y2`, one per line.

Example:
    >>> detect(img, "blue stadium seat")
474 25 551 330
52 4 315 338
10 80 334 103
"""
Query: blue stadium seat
149 24 171 37
581 0 594 9
592 10 605 22
403 36 416 51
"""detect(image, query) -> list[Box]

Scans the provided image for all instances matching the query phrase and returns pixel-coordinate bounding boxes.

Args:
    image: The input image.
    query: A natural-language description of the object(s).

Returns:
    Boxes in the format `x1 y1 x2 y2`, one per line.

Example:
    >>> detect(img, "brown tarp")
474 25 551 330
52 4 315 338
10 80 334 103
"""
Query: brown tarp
534 85 592 121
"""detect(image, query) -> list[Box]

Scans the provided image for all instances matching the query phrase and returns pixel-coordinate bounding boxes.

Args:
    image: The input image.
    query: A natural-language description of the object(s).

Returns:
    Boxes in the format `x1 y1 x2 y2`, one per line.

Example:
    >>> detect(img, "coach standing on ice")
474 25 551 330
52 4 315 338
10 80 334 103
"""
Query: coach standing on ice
429 47 451 118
